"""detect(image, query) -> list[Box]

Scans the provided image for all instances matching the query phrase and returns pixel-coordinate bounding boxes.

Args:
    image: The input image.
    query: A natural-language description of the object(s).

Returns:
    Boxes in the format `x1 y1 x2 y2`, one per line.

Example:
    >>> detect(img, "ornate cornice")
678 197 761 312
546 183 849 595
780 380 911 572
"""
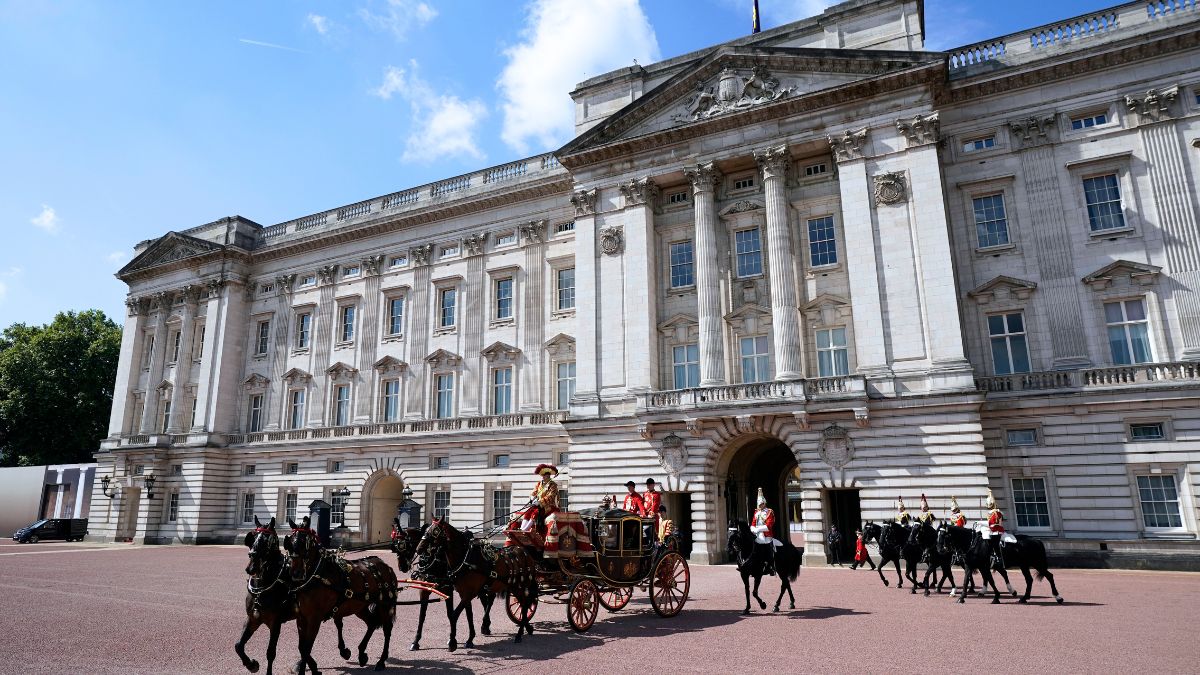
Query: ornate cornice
570 188 597 216
462 232 487 257
519 220 547 246
683 161 722 194
828 128 868 163
1008 114 1056 150
896 112 940 147
1124 86 1179 124
409 244 434 267
361 254 385 276
617 177 659 208
316 264 339 285
753 144 790 182
672 64 795 124
274 273 297 293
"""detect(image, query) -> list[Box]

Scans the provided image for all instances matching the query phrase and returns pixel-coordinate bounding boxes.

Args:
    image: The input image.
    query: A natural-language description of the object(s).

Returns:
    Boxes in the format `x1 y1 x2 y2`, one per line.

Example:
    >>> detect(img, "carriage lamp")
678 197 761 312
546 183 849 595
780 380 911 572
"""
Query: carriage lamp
100 475 116 499
402 486 413 500
333 487 351 497
143 474 157 500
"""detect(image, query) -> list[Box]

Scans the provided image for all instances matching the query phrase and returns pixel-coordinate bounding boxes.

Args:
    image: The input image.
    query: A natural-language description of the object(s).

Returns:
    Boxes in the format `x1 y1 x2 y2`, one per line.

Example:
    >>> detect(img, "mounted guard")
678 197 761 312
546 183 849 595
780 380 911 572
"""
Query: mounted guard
895 495 911 524
948 496 967 527
750 488 781 576
917 493 935 524
986 488 1006 568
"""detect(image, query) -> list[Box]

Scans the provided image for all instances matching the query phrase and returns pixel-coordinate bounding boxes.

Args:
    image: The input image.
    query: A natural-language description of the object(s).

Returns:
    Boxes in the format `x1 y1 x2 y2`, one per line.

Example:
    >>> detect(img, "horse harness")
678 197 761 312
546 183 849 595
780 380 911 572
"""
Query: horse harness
289 527 393 617
417 520 533 591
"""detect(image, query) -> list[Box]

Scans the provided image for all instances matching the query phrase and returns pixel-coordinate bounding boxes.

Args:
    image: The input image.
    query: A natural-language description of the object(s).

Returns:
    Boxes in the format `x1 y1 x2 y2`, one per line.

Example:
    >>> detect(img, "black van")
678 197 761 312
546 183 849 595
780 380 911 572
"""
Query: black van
12 518 88 543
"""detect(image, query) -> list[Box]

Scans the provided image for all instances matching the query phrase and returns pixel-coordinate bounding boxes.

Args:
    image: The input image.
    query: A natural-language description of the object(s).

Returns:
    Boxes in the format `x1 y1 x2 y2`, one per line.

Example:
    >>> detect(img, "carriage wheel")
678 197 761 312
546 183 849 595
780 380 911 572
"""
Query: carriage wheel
649 552 690 618
567 579 599 632
505 590 538 624
598 585 633 612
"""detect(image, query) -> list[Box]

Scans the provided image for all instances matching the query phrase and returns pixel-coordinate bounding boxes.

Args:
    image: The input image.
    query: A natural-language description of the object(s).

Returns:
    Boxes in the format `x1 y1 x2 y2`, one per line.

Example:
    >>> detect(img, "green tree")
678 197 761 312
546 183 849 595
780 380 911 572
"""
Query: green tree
0 310 121 466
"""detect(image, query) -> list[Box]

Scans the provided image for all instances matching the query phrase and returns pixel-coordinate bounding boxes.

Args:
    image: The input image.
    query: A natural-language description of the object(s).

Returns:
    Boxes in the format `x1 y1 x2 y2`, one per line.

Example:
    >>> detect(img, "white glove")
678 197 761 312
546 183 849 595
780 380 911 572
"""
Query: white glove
751 525 767 534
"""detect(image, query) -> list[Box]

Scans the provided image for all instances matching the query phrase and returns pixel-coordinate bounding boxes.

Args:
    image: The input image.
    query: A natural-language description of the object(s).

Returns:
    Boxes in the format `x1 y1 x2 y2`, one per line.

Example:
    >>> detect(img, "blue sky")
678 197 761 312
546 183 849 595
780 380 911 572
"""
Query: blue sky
0 0 1105 327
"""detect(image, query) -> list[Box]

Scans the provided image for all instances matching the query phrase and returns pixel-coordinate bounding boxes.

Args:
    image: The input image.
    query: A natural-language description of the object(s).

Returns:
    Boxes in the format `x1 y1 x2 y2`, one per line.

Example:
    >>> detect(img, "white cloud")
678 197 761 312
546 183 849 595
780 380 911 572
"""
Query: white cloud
497 0 661 155
307 13 331 35
358 0 437 41
30 204 60 234
239 38 306 53
372 61 489 163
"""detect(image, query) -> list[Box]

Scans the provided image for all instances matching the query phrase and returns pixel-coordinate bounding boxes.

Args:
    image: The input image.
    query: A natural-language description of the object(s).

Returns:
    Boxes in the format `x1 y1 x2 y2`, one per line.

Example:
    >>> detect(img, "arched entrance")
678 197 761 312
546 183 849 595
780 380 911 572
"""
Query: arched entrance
363 471 405 544
719 437 798 545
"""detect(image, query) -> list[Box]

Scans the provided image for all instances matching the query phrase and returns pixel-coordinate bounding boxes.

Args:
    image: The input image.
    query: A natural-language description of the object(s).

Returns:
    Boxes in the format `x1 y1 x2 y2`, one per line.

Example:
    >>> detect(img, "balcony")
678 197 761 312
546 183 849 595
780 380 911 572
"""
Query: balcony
223 411 568 446
975 361 1200 395
634 376 865 415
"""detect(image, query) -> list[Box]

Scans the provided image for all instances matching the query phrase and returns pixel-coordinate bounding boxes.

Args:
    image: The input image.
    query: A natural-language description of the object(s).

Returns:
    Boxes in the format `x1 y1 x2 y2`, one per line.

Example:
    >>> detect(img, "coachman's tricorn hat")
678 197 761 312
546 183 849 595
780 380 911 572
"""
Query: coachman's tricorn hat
535 463 559 477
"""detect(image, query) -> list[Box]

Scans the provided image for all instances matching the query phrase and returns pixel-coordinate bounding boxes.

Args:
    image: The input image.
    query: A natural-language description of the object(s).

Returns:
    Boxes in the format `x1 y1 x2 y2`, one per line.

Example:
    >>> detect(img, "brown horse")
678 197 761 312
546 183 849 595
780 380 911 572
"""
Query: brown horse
390 519 495 652
412 517 538 643
285 518 398 673
235 517 353 674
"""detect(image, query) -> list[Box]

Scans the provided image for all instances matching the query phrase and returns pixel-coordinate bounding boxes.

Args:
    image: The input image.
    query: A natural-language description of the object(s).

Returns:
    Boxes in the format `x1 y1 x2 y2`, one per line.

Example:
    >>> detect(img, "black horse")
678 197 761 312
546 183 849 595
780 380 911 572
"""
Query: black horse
941 524 1064 604
937 524 1012 604
909 519 958 597
726 521 802 614
861 521 926 589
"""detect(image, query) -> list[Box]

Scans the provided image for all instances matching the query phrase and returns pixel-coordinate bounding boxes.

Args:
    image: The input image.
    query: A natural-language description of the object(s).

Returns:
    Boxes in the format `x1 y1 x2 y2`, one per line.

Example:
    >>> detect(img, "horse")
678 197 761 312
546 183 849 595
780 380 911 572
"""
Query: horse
285 518 398 673
936 523 1012 604
390 519 495 651
726 521 802 614
909 519 958 597
411 517 538 644
235 517 353 674
861 521 926 589
973 526 1063 604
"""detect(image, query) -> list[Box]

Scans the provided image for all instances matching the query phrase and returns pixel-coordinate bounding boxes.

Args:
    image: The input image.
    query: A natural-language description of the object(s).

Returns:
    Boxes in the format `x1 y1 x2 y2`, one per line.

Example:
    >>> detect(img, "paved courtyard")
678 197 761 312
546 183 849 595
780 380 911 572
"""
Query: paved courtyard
0 540 1194 674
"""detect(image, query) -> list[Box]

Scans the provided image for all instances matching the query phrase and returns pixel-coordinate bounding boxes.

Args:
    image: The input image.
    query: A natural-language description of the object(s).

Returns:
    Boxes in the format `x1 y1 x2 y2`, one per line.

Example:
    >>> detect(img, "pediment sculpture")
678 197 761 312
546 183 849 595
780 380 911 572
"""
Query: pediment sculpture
674 65 795 124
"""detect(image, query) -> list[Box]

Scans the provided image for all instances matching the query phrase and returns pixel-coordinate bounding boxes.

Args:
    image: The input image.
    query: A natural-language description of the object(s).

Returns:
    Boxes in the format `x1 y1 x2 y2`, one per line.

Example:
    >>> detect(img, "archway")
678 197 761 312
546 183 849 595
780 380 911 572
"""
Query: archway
718 436 798 545
363 472 406 544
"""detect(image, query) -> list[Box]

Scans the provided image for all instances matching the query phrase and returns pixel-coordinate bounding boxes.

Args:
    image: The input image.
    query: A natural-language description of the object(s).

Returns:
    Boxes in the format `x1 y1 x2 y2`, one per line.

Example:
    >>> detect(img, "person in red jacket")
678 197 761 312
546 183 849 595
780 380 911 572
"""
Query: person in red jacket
948 496 967 527
750 488 780 576
850 529 875 571
986 488 1006 568
621 481 644 514
642 478 663 534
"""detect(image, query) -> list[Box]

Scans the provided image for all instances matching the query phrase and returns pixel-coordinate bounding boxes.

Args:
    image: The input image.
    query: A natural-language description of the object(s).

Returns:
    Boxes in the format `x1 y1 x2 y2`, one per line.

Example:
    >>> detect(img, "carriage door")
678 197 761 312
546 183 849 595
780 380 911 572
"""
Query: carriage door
824 489 861 564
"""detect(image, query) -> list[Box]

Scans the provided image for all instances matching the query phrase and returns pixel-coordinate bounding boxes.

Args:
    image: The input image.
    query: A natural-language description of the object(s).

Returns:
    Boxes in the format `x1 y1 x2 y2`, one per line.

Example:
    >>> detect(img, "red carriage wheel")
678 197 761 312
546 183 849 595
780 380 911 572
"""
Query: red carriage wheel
567 579 599 632
649 552 690 618
598 585 633 612
505 590 538 624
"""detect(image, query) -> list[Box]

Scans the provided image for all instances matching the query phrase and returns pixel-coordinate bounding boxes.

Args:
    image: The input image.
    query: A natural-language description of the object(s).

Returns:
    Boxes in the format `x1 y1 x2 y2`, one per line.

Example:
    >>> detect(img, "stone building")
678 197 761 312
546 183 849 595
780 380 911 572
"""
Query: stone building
91 0 1200 567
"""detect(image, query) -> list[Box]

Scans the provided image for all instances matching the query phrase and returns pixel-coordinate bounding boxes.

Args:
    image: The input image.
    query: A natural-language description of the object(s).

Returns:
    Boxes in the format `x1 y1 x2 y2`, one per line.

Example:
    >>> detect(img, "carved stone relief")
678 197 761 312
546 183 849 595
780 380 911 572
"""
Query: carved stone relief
599 226 624 256
409 244 433 267
828 128 868 162
753 144 790 182
618 176 659 208
317 264 340 285
895 112 940 147
673 65 795 123
571 188 597 216
1124 86 1179 124
657 433 688 478
683 161 722 192
462 233 487 257
818 423 855 468
519 220 546 246
1008 115 1056 149
873 172 907 205
361 255 385 276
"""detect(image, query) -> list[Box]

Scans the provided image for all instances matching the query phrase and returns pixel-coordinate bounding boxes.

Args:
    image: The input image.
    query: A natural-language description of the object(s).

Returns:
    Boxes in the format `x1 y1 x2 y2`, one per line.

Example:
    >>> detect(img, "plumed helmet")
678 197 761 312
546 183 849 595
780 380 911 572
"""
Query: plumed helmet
986 488 997 510
920 493 929 511
756 487 767 506
950 496 961 512
897 495 905 511
534 463 559 477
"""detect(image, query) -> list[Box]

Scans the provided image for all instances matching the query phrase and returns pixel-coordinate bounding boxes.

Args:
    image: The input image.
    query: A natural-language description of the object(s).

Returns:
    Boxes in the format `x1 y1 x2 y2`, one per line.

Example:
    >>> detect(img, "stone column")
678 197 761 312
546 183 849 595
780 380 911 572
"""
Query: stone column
519 220 547 411
684 162 726 386
166 286 200 433
571 189 601 417
754 145 803 380
190 278 225 432
618 177 660 391
107 296 148 437
405 246 433 420
460 234 487 416
355 256 384 423
306 265 338 428
139 291 172 434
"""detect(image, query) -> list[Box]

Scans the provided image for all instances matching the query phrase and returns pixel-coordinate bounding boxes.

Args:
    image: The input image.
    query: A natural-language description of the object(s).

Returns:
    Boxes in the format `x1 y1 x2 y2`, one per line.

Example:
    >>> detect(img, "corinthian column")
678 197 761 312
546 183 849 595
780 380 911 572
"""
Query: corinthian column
684 162 725 386
166 286 200 433
139 291 172 434
754 145 802 380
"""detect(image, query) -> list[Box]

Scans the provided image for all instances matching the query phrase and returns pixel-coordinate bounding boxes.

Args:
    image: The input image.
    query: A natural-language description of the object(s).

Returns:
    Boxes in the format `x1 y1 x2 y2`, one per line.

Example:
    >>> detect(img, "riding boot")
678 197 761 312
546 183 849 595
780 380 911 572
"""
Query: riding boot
764 547 776 577
988 536 1002 569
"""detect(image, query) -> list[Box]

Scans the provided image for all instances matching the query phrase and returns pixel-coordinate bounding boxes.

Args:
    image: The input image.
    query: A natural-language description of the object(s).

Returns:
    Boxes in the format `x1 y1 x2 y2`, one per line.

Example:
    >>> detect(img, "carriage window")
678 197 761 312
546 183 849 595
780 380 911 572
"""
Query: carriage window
601 522 619 549
622 520 641 550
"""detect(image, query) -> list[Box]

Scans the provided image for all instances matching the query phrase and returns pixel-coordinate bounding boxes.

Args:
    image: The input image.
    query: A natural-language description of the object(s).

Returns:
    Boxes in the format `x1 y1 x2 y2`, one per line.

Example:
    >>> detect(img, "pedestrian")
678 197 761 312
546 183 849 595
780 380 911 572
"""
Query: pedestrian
850 529 875 571
827 525 844 566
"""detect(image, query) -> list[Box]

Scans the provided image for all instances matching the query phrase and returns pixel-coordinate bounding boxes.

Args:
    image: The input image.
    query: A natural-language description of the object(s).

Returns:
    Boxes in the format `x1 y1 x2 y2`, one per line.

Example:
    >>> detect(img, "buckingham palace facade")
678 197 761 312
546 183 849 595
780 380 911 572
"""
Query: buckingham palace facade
91 0 1200 567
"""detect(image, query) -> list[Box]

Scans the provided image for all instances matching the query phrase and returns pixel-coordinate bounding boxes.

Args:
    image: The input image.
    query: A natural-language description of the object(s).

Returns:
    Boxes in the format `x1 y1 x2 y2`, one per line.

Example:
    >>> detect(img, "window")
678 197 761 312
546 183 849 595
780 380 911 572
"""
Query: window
559 489 570 511
134 465 145 476
440 245 459 258
804 162 827 177
390 255 407 268
244 464 256 476
962 136 996 152
143 335 155 367
1105 299 1152 365
493 454 510 468
556 361 576 410
555 221 576 234
260 283 274 294
557 268 576 310
440 289 457 328
171 464 183 477
732 175 755 191
1071 112 1108 130
286 462 299 475
492 489 512 525
739 336 770 383
343 265 361 278
331 460 344 473
667 190 689 205
972 194 1010 248
381 380 401 422
190 397 198 428
330 493 346 525
1011 478 1051 528
433 456 450 470
168 492 179 522
433 490 451 520
255 321 270 356
1083 174 1125 231
435 374 455 419
1137 475 1183 529
1130 422 1166 441
248 394 264 433
300 274 316 287
807 216 838 267
284 493 298 522
171 331 181 362
492 367 513 415
672 344 700 389
241 493 255 524
333 385 350 426
989 312 1031 375
558 451 570 466
382 297 404 336
669 241 695 288
1006 428 1038 446
496 232 517 246
295 313 311 349
288 390 306 429
735 228 763 277
495 279 514 319
160 400 172 434
193 325 205 360
815 328 849 377
339 305 356 342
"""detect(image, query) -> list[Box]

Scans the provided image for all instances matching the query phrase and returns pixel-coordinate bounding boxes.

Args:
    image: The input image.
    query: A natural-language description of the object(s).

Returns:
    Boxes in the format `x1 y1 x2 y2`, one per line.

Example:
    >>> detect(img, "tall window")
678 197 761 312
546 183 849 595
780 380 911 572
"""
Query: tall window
168 492 179 523
333 385 350 426
433 490 451 520
815 328 849 377
340 305 356 341
381 380 400 422
740 336 770 383
193 325 205 361
171 331 182 362
556 361 576 410
669 241 695 288
143 336 155 367
387 298 404 336
1105 299 1152 365
672 344 700 389
255 321 270 355
1011 478 1050 528
807 216 838 266
440 289 457 327
248 394 264 433
241 493 255 524
492 489 512 525
1137 475 1183 529
435 374 455 419
972 194 1010 248
288 390 306 429
492 367 513 414
190 397 198 428
557 268 576 310
296 313 311 349
160 400 172 434
284 493 298 522
735 228 763 277
989 313 1031 374
495 278 514 319
330 493 346 526
1083 174 1125 231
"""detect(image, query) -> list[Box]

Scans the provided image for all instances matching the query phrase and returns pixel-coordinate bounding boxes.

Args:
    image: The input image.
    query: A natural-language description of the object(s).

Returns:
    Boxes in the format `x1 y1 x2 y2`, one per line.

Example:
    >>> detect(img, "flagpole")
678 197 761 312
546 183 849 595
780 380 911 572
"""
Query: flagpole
752 0 761 34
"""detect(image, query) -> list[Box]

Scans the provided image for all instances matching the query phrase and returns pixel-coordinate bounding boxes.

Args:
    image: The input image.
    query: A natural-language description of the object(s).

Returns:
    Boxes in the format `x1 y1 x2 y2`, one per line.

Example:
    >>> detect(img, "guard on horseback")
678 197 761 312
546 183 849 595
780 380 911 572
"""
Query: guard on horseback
917 493 935 524
895 495 911 524
986 488 1006 569
750 488 781 576
949 496 967 527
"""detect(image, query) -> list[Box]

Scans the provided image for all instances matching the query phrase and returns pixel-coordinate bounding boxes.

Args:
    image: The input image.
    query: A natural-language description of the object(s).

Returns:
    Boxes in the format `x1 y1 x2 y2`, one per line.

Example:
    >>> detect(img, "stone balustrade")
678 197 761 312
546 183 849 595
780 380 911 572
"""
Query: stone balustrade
976 361 1200 394
219 410 567 446
635 377 864 414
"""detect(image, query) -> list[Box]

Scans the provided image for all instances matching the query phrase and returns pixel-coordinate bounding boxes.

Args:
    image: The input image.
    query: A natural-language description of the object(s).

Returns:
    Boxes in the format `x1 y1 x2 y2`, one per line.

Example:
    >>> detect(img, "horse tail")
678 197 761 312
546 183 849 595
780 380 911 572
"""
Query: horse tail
781 543 802 582
1031 539 1050 581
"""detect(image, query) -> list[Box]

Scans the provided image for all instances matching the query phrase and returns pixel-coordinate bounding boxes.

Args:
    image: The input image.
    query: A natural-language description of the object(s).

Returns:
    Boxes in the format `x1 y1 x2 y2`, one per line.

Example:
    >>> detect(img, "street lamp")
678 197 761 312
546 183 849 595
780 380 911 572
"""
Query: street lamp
100 475 117 499
143 474 157 500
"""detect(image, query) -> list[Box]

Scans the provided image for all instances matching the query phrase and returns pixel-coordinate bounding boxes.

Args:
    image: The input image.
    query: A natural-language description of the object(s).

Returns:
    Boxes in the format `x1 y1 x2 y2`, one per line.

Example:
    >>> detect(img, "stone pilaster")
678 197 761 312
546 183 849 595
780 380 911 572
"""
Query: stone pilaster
754 145 803 380
139 291 172 434
618 177 660 391
190 278 225 432
519 220 547 411
571 188 601 417
355 256 384 423
305 265 338 428
108 296 148 438
460 240 487 416
404 251 432 420
684 162 726 386
166 286 200 433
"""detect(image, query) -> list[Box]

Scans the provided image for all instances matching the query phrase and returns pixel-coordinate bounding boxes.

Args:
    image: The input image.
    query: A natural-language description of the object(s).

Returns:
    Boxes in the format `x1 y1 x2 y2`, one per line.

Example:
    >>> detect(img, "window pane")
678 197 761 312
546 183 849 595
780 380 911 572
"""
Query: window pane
831 327 846 347
558 268 576 309
1009 335 1031 373
735 229 763 277
818 351 833 378
1108 326 1132 365
1124 298 1145 321
669 241 695 287
1128 323 1152 363
816 329 831 349
972 194 1010 248
1104 302 1124 324
807 216 838 266
991 337 1013 375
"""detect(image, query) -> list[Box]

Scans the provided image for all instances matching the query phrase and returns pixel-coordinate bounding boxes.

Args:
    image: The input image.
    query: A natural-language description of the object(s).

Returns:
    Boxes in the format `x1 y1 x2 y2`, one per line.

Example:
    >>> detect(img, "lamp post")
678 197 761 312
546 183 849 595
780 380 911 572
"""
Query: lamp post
143 474 157 500
100 475 117 499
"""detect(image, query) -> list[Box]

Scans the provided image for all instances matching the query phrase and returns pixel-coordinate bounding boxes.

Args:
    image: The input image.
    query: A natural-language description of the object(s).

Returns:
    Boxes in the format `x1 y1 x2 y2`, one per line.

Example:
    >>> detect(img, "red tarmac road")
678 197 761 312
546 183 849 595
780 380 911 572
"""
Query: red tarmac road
0 540 1194 674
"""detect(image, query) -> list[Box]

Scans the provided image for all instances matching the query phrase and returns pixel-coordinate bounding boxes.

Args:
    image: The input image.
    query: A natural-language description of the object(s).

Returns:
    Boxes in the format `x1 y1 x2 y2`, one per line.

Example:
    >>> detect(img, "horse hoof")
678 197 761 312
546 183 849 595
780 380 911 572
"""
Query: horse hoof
1056 596 1064 604
991 598 1000 605
481 627 492 636
924 590 930 597
247 660 259 673
340 647 352 660
742 609 751 615
773 605 780 612
1018 598 1028 604
882 580 889 587
358 652 369 667
957 598 965 604
758 601 766 610
409 643 420 652
789 603 795 610
448 640 458 653
374 663 387 672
